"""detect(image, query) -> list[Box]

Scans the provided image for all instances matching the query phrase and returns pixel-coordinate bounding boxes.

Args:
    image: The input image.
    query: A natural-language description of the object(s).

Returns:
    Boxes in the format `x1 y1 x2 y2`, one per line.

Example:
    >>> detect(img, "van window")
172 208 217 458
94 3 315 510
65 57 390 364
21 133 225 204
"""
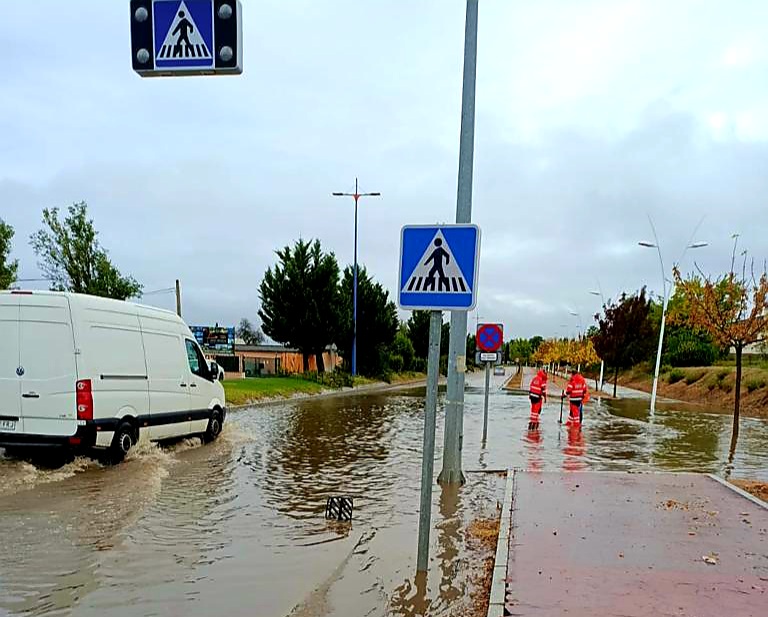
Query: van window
185 340 211 380
143 331 187 379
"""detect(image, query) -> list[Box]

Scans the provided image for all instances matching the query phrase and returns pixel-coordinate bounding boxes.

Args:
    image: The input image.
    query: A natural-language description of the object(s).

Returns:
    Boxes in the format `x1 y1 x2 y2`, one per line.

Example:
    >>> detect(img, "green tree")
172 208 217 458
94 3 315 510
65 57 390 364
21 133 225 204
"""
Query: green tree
406 310 432 360
391 325 416 372
259 239 340 372
30 202 141 300
592 288 657 396
237 318 265 346
337 266 398 376
529 336 544 354
508 338 533 364
0 218 19 289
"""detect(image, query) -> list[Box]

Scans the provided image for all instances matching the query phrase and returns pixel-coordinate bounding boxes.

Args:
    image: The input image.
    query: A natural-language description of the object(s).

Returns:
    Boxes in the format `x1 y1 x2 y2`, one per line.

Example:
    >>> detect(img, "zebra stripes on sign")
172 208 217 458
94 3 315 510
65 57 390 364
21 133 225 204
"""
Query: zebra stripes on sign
406 274 467 293
157 42 211 59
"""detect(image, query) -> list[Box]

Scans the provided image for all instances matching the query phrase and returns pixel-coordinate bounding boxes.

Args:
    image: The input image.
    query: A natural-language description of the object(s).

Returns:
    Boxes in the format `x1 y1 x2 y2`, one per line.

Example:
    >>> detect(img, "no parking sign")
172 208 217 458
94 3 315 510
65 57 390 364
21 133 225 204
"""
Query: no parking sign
476 323 503 353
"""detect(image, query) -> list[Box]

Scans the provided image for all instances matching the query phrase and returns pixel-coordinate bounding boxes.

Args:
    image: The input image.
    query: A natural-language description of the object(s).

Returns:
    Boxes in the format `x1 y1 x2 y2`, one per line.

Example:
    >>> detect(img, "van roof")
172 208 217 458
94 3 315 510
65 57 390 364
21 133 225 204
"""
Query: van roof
0 290 180 319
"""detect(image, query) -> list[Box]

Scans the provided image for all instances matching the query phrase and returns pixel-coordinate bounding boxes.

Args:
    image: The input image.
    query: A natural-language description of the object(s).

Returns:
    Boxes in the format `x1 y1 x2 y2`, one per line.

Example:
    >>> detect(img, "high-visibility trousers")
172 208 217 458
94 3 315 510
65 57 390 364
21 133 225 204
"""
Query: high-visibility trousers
529 395 543 424
568 399 583 424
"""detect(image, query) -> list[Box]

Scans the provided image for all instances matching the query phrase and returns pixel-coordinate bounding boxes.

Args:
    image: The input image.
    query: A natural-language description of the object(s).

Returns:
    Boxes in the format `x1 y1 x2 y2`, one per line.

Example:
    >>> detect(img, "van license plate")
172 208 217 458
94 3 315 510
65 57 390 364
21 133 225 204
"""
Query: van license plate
0 420 16 431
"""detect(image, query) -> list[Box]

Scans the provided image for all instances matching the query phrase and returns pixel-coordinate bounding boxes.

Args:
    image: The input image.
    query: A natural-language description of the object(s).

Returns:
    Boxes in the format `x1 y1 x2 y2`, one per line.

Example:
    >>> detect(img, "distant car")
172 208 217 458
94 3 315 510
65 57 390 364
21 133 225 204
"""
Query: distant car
494 366 505 376
209 361 225 381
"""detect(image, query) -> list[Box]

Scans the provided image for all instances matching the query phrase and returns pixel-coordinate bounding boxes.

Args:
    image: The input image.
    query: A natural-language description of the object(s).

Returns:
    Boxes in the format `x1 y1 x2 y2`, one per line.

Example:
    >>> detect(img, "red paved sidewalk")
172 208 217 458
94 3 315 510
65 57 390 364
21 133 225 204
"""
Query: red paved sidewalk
503 472 767 617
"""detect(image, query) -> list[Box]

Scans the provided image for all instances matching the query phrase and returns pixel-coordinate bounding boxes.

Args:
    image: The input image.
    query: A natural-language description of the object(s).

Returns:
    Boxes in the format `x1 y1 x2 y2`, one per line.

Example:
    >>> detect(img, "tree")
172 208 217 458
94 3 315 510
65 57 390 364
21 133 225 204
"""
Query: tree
391 325 416 373
237 318 265 346
406 310 432 360
337 265 398 376
0 218 18 289
30 203 141 300
592 288 657 396
529 336 544 353
259 239 340 372
508 338 533 364
673 259 768 454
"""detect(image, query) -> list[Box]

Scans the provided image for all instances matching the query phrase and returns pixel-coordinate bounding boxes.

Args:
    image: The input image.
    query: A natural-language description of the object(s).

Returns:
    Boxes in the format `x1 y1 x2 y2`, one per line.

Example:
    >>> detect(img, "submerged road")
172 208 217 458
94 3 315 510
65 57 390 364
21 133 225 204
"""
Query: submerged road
1 369 767 616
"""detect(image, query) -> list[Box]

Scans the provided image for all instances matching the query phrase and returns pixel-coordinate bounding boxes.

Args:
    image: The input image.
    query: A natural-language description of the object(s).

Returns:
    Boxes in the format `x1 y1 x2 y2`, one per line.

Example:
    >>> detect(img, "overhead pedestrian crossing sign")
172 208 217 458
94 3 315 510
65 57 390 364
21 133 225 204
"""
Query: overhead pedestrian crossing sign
130 0 243 77
398 225 480 311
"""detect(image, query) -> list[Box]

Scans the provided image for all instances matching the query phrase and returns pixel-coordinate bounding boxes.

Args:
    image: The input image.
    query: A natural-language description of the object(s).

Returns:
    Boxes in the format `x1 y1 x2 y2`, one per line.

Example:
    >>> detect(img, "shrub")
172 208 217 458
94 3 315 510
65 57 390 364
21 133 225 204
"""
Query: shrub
684 370 706 385
746 378 766 393
668 368 686 384
716 369 729 381
719 381 733 393
663 328 720 367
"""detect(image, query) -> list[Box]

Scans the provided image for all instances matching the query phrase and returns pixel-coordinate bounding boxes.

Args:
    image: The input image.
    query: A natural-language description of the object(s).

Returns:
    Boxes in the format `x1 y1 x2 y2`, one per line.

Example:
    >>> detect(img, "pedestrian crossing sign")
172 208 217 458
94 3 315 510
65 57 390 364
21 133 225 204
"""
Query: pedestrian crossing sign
154 0 214 69
398 225 480 311
130 0 243 77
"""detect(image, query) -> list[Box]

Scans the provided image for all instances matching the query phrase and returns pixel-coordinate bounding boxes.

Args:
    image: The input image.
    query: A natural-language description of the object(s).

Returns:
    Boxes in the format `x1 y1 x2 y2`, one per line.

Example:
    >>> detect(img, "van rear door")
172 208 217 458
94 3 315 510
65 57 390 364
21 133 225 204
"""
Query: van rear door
18 295 77 437
0 294 21 434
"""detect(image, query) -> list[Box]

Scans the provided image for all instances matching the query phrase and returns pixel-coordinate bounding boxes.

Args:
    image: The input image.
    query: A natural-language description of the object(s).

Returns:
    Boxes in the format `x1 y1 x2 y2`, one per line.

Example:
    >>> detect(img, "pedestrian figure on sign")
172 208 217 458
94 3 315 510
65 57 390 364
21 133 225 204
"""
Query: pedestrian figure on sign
424 238 450 291
172 11 194 57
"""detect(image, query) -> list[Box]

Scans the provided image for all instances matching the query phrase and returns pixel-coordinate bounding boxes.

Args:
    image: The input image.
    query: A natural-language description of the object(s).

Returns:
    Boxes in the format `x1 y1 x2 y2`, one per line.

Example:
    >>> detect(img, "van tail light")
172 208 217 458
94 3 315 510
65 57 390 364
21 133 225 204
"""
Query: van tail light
76 379 93 421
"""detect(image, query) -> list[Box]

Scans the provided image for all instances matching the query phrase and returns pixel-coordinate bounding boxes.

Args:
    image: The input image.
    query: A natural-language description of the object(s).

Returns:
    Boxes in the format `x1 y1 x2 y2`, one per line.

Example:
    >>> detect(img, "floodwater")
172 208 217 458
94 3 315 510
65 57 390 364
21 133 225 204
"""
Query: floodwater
1 370 767 617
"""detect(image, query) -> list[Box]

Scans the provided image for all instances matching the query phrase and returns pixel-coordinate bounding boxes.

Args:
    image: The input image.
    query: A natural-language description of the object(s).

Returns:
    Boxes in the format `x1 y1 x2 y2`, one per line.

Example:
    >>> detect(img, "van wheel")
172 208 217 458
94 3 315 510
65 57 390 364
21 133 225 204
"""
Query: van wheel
109 422 136 463
203 411 223 443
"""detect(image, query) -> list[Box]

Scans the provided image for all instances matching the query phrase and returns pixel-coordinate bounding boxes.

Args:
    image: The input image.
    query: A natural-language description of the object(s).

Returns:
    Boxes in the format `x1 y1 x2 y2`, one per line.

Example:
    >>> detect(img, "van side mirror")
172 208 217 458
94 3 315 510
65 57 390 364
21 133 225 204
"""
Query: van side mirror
210 361 220 381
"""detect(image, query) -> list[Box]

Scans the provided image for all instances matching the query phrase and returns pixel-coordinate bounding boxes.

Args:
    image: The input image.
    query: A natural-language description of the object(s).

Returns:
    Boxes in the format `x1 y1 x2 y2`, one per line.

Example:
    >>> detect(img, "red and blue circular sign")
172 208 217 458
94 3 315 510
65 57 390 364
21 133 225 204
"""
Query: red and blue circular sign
476 323 503 353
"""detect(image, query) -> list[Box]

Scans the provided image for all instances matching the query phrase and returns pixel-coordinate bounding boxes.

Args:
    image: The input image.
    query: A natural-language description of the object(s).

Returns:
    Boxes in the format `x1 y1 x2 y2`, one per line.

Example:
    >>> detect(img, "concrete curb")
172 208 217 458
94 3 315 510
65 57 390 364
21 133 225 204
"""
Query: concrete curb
487 468 514 617
708 474 768 510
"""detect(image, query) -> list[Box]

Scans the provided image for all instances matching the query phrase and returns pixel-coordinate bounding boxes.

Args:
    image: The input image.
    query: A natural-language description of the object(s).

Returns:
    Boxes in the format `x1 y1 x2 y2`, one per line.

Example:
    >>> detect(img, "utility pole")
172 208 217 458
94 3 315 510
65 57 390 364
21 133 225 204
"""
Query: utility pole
175 279 182 317
439 0 479 485
332 179 381 376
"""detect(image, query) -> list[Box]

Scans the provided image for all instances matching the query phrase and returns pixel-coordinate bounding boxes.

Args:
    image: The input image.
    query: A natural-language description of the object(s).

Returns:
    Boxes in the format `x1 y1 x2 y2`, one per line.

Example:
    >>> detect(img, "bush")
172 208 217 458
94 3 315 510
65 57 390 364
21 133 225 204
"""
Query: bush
720 381 734 393
684 370 706 385
663 328 720 367
716 369 729 381
746 378 766 393
668 368 686 384
389 353 405 374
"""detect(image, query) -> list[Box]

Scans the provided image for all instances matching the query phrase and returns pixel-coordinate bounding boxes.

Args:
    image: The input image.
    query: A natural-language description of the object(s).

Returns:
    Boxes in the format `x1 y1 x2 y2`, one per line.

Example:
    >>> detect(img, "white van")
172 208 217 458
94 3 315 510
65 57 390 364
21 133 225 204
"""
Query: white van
0 291 226 462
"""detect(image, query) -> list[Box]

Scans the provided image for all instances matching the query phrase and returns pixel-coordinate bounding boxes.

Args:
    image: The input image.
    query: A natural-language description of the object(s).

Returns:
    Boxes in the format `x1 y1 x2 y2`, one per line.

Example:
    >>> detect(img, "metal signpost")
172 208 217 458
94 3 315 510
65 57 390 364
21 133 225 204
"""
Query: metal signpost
441 0 480 487
399 224 480 574
130 0 243 77
476 323 503 443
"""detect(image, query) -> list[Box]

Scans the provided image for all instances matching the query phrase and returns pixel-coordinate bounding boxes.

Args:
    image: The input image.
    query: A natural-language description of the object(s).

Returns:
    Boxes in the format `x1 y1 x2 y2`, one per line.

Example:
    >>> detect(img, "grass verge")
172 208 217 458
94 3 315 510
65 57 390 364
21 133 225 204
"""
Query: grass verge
223 377 326 406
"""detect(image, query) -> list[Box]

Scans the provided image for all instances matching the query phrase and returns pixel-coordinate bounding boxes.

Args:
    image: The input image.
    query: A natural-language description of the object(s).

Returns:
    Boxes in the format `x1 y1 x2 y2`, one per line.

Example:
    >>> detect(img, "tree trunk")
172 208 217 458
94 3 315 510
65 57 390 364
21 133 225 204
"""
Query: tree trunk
613 366 618 398
729 344 743 455
302 352 310 373
315 351 325 373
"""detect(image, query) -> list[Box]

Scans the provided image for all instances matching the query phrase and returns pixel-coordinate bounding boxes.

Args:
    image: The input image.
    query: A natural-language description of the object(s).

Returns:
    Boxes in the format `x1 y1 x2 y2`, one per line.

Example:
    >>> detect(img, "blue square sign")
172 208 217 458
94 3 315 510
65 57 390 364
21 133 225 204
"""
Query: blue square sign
154 0 214 69
398 225 481 311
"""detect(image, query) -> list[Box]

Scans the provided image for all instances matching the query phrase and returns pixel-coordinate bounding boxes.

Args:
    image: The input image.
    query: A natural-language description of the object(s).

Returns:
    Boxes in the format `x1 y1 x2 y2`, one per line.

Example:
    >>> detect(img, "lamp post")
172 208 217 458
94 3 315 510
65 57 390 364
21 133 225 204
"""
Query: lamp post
589 290 606 391
332 178 381 376
639 218 707 413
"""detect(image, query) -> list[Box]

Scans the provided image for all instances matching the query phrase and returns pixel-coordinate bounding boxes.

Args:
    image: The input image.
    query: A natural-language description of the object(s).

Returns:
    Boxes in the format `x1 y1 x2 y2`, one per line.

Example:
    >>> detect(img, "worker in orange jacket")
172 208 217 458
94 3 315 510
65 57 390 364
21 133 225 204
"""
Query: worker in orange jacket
562 369 589 426
528 369 548 430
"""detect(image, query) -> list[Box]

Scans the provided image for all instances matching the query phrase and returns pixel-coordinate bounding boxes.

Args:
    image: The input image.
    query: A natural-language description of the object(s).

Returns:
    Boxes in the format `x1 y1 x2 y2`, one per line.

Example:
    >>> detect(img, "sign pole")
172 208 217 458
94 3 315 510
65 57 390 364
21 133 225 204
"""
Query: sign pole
440 0 479 485
482 360 491 443
417 310 443 573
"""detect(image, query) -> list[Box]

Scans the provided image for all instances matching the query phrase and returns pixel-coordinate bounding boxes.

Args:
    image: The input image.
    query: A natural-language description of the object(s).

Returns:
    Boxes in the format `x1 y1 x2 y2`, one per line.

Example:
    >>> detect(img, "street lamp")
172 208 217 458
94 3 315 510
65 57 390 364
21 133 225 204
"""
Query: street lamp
639 218 707 413
588 290 606 391
332 178 381 377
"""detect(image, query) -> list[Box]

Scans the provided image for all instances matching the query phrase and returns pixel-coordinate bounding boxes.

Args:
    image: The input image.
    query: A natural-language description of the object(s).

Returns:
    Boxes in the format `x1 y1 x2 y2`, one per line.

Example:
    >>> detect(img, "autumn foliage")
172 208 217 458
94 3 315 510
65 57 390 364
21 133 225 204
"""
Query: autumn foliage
672 262 768 454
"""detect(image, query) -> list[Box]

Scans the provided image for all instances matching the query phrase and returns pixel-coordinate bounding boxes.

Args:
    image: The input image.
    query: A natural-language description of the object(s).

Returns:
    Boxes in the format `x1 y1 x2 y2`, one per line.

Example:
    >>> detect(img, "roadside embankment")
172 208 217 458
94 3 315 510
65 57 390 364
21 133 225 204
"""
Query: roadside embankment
618 366 768 419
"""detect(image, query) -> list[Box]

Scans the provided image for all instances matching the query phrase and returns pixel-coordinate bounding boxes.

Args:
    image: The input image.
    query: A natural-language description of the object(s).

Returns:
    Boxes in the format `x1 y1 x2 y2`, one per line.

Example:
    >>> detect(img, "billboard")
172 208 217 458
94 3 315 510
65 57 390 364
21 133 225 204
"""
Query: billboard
190 325 235 354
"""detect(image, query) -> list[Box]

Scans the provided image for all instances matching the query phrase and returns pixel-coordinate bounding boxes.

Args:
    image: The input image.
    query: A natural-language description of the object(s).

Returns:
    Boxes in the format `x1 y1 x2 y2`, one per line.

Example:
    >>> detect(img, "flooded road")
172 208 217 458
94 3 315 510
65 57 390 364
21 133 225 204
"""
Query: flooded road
1 370 767 617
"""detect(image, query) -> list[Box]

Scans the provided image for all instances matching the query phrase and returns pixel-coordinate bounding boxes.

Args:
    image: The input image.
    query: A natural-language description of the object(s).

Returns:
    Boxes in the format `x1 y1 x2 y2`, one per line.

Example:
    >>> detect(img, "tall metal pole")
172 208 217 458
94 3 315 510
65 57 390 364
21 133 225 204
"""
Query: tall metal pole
439 0 479 486
648 220 667 415
482 361 490 443
353 179 359 377
175 279 182 317
332 179 381 377
417 310 443 572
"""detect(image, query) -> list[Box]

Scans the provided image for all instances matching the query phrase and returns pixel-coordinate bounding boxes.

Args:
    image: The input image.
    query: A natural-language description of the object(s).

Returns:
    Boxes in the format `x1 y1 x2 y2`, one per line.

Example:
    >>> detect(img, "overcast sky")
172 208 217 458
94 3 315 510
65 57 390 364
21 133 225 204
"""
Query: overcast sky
2 0 767 339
